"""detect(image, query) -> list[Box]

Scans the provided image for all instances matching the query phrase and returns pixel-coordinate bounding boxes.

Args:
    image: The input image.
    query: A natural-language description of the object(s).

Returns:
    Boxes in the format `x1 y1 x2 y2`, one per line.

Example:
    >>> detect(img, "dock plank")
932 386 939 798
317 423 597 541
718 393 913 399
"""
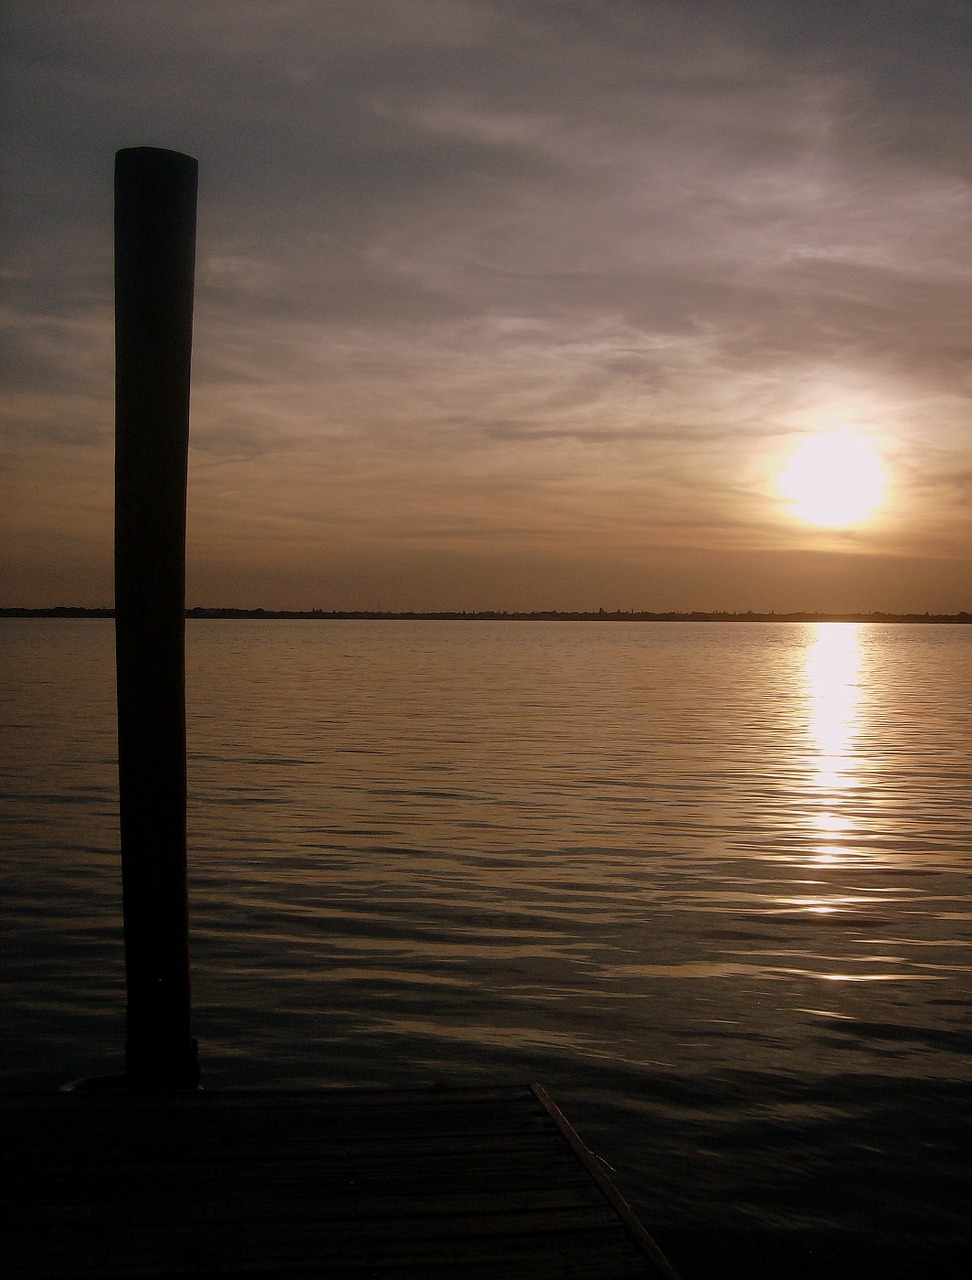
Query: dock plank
2 1085 680 1279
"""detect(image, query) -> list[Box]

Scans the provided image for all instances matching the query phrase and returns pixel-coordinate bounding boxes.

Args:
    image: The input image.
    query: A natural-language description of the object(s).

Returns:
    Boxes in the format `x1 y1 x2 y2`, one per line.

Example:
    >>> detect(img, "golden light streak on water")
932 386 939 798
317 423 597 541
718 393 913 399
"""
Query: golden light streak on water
802 623 865 881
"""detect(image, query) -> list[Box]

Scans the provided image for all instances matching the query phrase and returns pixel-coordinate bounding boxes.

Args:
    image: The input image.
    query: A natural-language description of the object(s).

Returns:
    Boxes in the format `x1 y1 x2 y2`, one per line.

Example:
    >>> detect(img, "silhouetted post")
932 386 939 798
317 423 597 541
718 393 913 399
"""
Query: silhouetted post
114 147 199 1088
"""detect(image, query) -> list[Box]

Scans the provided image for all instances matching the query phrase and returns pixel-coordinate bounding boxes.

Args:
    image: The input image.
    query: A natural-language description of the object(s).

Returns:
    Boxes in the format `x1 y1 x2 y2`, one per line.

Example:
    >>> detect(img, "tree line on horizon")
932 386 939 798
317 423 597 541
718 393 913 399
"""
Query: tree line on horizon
3 606 970 623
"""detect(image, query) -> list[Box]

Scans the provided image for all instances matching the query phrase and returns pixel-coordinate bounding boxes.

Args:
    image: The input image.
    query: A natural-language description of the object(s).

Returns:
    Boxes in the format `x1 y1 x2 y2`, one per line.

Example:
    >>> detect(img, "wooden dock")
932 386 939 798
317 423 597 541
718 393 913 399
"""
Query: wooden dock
3 1084 681 1278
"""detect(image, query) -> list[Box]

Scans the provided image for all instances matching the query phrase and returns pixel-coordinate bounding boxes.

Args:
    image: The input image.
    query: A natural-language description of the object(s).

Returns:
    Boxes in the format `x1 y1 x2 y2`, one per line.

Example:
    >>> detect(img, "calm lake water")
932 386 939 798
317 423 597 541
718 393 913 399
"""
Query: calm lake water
2 618 970 1277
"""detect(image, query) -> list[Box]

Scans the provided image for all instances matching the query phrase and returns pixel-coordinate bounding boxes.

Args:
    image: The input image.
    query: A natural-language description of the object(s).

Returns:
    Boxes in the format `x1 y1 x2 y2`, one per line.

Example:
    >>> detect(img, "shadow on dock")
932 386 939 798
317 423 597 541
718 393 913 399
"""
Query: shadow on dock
4 1084 680 1278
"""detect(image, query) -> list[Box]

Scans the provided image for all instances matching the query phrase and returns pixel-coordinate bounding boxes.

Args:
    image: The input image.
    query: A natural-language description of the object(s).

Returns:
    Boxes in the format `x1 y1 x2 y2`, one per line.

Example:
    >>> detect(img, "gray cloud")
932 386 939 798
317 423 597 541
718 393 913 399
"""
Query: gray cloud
2 0 970 608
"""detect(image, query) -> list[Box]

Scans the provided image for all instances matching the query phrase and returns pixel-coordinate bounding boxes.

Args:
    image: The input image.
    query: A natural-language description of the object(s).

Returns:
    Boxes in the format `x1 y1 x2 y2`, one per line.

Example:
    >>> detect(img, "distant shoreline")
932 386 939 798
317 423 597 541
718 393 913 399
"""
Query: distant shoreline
3 607 970 624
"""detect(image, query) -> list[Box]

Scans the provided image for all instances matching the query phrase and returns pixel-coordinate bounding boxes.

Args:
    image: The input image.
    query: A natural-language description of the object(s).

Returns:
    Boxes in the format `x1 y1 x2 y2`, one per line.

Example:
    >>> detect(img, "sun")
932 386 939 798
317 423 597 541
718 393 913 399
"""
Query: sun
778 432 885 528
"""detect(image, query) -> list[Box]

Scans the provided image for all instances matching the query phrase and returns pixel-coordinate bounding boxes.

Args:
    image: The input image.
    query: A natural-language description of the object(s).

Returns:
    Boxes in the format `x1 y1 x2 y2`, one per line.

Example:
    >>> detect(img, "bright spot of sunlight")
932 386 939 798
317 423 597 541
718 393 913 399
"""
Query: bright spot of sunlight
778 432 885 527
806 624 862 784
796 623 867 886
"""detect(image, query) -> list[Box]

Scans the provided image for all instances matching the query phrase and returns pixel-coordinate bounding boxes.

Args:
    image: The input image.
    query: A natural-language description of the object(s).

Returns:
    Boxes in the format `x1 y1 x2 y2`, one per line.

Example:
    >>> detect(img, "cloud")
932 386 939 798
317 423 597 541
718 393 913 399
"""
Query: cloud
2 0 970 608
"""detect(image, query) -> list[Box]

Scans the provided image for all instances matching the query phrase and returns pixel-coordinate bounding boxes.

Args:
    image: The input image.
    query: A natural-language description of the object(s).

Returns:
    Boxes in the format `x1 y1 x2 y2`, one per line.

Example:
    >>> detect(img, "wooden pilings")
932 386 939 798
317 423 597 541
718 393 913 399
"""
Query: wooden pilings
114 147 199 1088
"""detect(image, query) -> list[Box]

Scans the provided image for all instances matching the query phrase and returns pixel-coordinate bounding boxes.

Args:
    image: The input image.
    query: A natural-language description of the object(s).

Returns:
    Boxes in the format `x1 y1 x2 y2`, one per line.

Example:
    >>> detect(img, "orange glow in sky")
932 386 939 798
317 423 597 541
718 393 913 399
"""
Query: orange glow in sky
1 2 970 613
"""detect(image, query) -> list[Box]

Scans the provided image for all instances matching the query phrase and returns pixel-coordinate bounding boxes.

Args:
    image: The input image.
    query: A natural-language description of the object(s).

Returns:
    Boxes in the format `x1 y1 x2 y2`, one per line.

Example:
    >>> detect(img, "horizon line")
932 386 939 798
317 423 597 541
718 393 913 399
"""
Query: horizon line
3 606 970 624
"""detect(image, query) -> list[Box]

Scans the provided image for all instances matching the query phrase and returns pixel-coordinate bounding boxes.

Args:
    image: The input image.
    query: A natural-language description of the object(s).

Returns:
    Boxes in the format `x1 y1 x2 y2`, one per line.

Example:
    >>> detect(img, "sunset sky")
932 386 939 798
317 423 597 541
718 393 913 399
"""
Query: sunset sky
2 0 970 612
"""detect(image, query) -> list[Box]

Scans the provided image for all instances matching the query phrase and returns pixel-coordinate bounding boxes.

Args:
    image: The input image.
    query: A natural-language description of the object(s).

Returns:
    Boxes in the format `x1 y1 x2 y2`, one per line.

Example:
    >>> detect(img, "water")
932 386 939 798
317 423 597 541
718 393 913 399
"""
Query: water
2 618 970 1277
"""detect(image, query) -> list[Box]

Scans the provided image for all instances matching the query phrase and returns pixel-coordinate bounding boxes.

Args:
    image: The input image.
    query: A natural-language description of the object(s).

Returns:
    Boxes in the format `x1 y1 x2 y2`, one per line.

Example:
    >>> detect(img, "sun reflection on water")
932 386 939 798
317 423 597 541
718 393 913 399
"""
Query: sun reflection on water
787 624 869 916
806 623 862 800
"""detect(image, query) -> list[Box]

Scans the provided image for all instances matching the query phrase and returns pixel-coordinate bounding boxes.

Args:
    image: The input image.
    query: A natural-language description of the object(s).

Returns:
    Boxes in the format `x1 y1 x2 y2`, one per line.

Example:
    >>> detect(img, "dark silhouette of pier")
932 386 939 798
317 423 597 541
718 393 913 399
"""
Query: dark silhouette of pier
114 146 199 1090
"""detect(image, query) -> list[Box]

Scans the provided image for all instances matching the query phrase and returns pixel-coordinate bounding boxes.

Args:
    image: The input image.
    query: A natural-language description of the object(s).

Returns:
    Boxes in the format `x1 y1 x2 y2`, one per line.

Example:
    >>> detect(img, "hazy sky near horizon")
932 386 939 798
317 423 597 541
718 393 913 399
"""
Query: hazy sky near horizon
2 0 970 612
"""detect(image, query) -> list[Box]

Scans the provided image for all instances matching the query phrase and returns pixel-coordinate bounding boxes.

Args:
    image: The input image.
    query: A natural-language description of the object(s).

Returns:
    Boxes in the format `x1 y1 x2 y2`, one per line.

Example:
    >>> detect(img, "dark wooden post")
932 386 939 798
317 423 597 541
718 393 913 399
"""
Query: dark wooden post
114 147 199 1088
